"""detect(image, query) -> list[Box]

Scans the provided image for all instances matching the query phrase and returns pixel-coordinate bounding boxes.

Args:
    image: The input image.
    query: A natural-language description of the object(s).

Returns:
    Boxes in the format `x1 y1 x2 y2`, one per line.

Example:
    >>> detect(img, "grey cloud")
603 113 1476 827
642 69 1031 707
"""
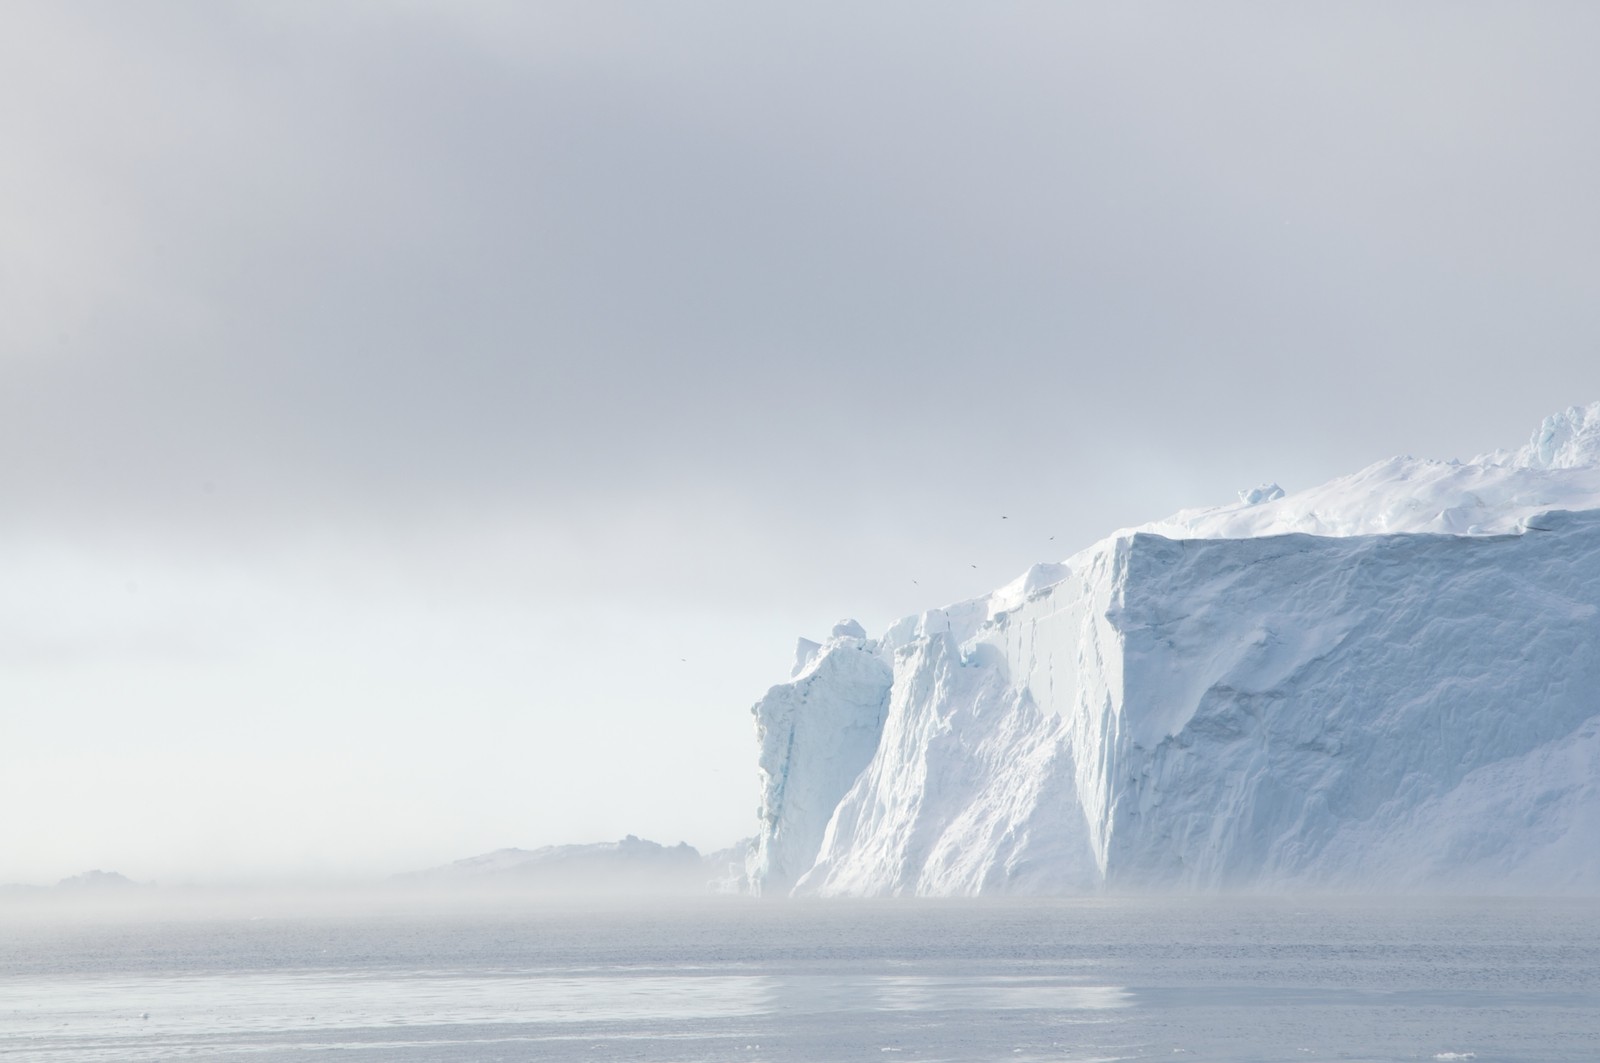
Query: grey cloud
1 2 1596 615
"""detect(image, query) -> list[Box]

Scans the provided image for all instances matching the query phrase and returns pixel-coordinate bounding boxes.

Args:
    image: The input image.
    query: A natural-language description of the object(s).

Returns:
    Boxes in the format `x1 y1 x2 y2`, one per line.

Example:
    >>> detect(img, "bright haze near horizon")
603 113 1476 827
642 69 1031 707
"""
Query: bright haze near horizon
3 2 1597 886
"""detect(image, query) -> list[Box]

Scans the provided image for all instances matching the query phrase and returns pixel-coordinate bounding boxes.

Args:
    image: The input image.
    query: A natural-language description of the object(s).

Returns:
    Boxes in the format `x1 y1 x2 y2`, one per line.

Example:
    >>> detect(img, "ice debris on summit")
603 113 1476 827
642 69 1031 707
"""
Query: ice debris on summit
1238 482 1285 505
747 403 1600 895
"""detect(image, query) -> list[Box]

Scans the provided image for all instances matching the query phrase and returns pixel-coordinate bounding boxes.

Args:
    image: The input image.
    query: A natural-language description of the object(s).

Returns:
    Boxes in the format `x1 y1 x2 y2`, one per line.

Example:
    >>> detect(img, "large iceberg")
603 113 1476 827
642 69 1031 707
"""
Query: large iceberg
748 404 1600 895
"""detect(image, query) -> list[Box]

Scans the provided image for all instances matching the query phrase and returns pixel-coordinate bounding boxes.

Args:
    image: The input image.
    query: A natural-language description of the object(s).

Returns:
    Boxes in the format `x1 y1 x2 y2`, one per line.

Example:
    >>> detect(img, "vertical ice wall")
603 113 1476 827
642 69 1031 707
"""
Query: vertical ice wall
746 621 892 896
1105 513 1600 888
791 551 1132 894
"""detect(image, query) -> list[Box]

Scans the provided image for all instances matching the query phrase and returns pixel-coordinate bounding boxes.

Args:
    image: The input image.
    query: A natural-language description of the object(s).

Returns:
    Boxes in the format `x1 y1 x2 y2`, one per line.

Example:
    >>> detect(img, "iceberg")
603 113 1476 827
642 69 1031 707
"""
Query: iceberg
402 836 727 896
747 404 1600 895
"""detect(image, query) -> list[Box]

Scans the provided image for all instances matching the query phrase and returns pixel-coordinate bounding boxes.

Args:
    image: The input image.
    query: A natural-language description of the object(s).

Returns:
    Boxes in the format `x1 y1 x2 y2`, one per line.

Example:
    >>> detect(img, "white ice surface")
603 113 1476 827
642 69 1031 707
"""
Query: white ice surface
747 403 1600 894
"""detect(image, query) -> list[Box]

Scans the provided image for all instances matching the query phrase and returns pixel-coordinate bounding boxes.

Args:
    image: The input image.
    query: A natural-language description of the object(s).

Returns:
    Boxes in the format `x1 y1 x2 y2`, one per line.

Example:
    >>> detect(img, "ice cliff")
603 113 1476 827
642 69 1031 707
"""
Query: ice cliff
748 404 1600 895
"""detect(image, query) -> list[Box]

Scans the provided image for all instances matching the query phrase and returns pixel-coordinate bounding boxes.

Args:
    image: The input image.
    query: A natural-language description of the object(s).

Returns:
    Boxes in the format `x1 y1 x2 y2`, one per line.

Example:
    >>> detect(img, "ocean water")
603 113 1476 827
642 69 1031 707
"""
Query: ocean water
2 895 1597 1063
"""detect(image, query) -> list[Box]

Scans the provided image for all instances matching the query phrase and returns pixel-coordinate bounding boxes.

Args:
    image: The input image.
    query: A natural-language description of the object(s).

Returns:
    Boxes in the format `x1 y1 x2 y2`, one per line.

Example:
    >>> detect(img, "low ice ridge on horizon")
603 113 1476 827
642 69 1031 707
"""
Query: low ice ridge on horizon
399 835 752 896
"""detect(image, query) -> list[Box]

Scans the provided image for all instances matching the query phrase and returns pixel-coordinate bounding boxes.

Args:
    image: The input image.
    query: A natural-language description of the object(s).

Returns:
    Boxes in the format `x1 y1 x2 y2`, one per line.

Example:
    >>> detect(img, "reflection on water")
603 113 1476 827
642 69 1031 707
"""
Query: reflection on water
3 970 1131 1060
2 896 1596 1062
865 975 1131 1013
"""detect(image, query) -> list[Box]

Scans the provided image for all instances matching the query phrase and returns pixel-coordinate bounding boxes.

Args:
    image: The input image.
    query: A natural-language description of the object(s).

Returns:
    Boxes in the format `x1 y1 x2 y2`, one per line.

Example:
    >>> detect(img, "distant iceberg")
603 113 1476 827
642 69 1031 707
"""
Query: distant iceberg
56 869 138 890
403 836 750 896
749 403 1600 895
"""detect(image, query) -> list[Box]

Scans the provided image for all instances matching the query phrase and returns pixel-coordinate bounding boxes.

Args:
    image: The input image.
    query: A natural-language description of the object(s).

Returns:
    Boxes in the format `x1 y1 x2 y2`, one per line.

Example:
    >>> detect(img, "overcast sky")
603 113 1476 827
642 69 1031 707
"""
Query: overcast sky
3 1 1597 884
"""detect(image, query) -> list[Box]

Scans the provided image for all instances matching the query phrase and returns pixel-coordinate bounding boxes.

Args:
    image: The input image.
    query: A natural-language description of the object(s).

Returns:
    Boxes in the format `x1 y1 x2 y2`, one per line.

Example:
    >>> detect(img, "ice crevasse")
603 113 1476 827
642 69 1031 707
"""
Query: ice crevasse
747 404 1600 895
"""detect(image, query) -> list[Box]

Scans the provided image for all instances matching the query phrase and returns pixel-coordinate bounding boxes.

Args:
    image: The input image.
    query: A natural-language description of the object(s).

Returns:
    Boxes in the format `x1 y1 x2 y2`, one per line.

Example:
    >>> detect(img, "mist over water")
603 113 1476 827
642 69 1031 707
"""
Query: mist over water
4 894 1597 1063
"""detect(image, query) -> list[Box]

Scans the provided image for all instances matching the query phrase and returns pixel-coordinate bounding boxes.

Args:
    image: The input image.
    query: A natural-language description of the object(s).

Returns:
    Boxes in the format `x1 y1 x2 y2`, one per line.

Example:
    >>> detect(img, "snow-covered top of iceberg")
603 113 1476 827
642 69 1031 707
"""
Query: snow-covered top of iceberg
880 402 1600 651
1133 400 1600 543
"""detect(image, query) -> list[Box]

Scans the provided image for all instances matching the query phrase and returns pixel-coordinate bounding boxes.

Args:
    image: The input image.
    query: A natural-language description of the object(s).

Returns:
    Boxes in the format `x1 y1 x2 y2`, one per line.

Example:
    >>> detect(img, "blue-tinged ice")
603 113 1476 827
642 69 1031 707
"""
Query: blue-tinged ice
749 403 1600 895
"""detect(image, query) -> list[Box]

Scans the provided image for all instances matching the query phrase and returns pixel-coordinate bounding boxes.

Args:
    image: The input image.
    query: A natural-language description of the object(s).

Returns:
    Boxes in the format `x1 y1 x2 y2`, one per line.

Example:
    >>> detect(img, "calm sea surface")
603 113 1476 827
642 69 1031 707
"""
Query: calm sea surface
2 895 1597 1063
